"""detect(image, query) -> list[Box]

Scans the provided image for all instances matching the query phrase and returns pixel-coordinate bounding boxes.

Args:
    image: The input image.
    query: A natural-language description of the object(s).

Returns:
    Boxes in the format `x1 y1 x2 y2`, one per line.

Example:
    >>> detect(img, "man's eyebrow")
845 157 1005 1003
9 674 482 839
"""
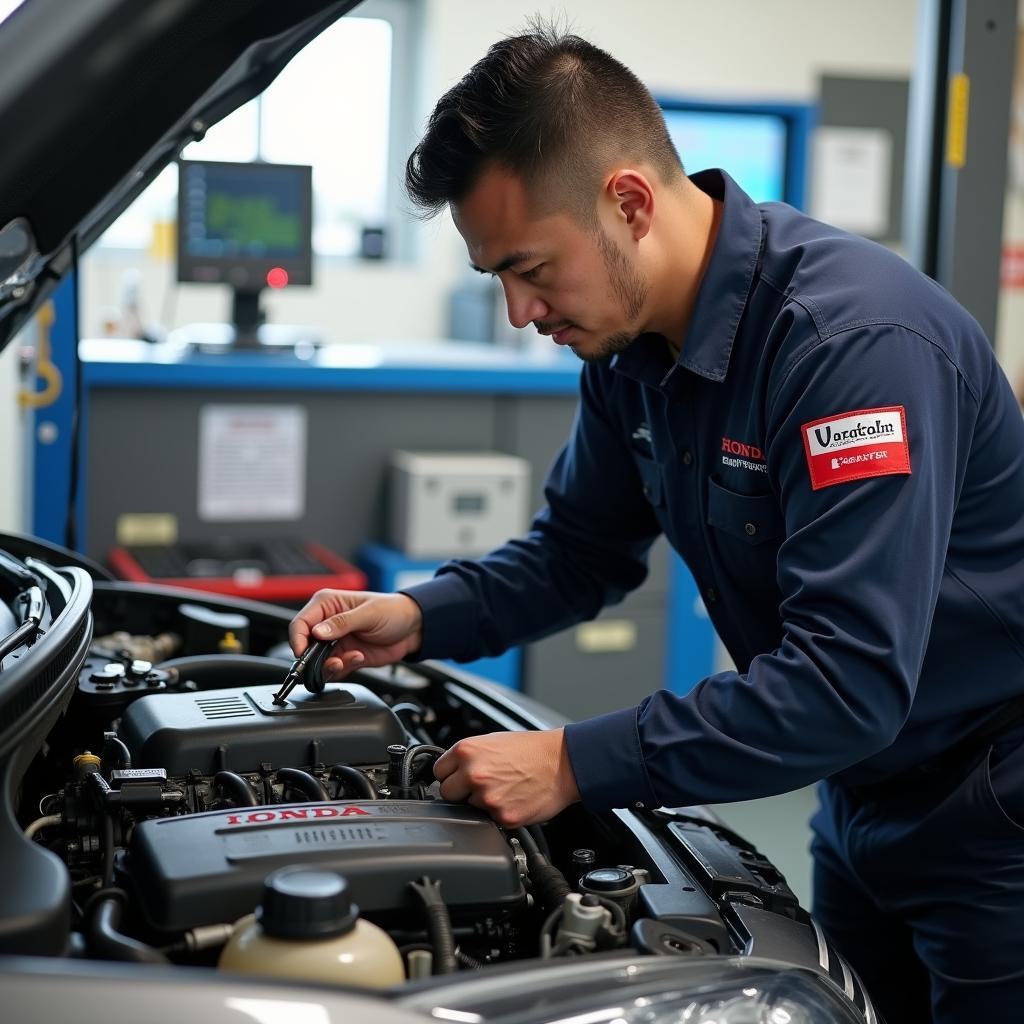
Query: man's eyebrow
469 250 537 275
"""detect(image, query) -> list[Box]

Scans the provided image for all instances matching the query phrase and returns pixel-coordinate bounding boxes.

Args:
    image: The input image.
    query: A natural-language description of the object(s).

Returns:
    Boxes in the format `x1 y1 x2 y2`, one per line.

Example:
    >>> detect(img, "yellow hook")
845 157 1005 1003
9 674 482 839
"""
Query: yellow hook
17 300 63 409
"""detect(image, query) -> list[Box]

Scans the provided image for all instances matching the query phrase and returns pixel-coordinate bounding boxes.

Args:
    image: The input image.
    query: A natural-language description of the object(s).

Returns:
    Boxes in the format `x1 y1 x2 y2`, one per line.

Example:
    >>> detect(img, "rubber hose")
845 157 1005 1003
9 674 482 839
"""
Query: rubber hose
513 828 570 911
102 813 115 888
409 878 458 974
400 744 446 790
276 767 329 802
513 826 540 857
214 770 258 807
527 823 552 858
155 654 292 690
329 764 377 800
101 735 132 773
86 891 168 965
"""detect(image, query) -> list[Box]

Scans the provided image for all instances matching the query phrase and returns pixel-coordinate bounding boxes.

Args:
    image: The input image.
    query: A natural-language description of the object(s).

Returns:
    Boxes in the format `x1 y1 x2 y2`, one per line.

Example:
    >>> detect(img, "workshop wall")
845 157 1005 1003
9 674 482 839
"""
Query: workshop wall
77 0 919 348
996 14 1024 387
33 1 1024 533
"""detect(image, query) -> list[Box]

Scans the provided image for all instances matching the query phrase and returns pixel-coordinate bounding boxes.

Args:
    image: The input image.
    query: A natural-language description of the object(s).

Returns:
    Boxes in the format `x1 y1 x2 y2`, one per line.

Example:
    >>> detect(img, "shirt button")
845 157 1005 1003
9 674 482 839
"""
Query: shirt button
744 522 757 536
705 587 719 605
681 450 693 466
642 484 651 498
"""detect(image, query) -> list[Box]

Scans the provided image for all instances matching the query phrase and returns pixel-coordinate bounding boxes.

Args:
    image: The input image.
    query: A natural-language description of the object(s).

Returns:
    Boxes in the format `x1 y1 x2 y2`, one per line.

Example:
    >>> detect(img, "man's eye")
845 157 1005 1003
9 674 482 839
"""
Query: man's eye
520 265 543 282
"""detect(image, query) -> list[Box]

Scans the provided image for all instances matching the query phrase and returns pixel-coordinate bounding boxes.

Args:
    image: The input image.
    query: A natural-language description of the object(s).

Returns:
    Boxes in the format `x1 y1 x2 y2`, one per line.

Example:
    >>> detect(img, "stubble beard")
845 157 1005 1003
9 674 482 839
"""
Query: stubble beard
573 229 649 363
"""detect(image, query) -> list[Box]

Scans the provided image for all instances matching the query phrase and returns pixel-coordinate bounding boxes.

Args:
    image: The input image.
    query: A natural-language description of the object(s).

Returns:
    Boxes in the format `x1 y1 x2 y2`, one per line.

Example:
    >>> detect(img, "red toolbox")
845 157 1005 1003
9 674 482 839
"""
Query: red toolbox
108 538 366 604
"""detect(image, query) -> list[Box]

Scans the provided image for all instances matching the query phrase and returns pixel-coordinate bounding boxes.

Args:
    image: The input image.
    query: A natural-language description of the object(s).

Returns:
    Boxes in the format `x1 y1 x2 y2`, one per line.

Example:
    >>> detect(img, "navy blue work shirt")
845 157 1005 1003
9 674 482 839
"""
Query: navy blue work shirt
404 169 1024 810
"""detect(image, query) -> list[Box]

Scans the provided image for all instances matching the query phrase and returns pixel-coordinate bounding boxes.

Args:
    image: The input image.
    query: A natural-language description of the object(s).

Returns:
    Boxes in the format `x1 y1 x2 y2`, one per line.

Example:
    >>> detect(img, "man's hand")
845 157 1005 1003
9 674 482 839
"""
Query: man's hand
433 729 581 828
288 589 423 680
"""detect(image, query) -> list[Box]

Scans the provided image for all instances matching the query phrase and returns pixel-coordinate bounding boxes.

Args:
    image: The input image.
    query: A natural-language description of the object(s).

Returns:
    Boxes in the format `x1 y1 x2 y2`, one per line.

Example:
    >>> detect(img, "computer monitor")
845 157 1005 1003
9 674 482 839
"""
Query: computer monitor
176 159 314 348
657 98 813 210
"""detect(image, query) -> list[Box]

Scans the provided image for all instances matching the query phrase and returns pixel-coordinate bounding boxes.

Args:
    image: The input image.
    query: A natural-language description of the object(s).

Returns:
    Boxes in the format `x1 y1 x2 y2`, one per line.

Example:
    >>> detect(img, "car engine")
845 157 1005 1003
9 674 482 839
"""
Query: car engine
0 537 874 1021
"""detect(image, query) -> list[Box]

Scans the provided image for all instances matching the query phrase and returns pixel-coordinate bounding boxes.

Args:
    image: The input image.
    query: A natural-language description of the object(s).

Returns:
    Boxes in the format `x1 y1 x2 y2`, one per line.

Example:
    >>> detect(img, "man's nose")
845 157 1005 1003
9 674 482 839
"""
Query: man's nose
502 282 547 330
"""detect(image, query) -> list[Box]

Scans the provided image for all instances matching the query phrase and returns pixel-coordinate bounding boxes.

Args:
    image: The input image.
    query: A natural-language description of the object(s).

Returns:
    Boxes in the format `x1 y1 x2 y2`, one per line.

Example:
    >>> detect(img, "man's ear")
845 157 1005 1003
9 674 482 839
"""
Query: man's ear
604 169 654 241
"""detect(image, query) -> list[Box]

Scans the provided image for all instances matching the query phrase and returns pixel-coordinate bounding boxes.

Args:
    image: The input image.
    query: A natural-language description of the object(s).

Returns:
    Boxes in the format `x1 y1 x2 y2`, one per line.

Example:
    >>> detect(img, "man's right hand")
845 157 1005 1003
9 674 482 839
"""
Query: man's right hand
288 590 424 680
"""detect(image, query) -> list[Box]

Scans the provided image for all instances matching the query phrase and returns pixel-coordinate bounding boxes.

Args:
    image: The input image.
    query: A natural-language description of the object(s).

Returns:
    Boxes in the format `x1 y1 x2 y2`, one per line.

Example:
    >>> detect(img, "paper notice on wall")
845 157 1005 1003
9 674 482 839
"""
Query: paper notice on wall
811 126 892 237
198 405 307 521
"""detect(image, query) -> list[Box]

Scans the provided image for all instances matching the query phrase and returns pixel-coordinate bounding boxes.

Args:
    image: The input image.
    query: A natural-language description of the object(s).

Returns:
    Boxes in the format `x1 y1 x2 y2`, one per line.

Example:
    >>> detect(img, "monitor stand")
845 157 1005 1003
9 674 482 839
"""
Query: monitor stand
231 287 265 349
172 287 322 356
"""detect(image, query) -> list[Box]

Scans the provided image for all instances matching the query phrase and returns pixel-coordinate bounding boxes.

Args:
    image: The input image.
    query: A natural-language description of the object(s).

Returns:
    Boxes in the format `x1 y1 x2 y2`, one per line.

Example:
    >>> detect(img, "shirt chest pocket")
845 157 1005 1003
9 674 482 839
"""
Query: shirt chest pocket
706 478 784 546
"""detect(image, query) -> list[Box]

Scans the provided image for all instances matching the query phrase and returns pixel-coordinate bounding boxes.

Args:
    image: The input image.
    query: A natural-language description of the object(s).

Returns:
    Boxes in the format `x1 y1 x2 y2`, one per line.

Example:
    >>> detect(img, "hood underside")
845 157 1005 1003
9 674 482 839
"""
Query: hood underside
0 0 360 350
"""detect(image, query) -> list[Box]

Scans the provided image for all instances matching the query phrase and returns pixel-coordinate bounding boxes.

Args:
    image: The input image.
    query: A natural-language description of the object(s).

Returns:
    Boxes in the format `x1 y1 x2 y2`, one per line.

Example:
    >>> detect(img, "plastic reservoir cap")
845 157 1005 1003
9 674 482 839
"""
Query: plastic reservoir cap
581 867 633 892
257 867 360 940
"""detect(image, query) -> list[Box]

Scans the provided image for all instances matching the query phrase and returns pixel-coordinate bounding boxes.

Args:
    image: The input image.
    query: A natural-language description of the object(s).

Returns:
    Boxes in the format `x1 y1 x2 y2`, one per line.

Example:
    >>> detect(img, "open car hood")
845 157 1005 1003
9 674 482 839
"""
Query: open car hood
0 0 360 351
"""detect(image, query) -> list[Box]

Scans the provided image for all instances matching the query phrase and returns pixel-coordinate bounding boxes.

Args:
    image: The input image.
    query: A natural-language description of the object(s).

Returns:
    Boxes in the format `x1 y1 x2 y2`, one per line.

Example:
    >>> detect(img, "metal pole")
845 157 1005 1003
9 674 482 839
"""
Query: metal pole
904 0 1017 341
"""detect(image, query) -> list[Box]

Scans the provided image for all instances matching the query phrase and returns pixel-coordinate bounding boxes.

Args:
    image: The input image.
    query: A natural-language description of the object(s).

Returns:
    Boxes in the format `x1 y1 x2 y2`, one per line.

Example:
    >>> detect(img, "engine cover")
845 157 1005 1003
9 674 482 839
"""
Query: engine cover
121 801 525 933
117 683 406 775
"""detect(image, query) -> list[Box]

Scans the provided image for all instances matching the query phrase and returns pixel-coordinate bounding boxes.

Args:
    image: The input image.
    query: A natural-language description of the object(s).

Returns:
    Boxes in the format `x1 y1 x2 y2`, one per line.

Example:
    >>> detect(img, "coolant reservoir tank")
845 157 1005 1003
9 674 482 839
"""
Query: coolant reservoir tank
218 867 405 987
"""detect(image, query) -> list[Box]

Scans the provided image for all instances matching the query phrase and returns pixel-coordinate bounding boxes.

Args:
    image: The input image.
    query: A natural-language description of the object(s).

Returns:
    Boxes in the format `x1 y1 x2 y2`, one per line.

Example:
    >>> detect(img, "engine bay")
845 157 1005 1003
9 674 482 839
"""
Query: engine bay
0 535 871 1015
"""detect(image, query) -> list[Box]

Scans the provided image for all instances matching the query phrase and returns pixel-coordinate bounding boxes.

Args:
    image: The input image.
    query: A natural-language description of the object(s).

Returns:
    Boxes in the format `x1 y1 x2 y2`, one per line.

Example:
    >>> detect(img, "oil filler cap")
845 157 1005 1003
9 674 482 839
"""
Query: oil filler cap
257 867 359 939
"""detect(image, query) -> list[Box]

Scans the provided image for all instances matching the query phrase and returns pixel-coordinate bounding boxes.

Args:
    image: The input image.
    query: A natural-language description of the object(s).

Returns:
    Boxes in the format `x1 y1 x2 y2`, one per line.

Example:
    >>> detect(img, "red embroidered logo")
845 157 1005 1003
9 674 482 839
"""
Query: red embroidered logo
721 436 764 460
801 406 911 490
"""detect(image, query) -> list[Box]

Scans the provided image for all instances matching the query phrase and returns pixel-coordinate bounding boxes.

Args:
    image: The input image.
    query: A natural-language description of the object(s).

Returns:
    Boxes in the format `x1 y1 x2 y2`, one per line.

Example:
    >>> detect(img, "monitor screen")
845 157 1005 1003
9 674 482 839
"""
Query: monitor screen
660 107 789 205
177 160 313 290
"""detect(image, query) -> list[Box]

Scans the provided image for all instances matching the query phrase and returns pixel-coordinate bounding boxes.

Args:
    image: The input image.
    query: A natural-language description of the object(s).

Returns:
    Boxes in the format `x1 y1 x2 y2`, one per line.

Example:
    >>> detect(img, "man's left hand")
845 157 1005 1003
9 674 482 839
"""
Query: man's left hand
433 728 581 828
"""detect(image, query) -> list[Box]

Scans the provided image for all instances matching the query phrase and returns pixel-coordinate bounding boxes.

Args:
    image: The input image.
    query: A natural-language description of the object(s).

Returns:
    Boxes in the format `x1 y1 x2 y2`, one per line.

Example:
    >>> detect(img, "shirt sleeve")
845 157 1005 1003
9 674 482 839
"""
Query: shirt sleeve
401 364 662 662
566 325 979 809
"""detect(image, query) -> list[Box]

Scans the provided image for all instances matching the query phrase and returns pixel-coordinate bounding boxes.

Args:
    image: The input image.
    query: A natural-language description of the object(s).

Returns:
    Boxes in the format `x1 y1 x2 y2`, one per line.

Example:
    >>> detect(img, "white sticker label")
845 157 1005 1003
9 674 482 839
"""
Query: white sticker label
805 409 904 456
198 405 307 521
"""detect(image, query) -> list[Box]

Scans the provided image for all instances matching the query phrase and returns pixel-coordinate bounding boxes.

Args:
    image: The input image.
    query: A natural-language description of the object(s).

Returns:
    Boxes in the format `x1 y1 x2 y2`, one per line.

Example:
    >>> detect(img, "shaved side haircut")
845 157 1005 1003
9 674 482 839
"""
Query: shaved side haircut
405 22 685 225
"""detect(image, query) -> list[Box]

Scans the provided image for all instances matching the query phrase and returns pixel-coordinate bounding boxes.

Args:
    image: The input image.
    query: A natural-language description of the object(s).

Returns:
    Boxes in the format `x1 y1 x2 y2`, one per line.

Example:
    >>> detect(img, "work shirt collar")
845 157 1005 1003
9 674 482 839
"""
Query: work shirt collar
610 169 764 389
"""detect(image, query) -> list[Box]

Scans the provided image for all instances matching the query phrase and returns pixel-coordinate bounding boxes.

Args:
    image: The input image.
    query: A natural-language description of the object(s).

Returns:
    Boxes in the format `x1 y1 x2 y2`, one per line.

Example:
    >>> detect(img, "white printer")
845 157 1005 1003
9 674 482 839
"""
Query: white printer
388 450 531 559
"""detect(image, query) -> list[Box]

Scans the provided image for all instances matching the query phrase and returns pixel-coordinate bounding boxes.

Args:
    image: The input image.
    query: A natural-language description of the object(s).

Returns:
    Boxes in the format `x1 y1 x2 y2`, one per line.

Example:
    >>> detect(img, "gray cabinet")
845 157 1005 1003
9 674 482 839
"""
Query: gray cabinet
81 349 672 701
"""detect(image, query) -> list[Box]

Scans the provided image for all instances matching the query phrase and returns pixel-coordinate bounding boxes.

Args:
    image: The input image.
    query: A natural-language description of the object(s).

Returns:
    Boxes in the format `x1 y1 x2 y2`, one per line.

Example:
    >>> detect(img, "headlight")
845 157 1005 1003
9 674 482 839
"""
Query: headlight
558 971 860 1024
410 957 869 1024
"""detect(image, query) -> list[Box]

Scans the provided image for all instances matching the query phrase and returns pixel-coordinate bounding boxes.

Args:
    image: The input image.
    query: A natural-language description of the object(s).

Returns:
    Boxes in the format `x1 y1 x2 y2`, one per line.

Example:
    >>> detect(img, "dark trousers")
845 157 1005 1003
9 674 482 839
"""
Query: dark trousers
810 725 1024 1023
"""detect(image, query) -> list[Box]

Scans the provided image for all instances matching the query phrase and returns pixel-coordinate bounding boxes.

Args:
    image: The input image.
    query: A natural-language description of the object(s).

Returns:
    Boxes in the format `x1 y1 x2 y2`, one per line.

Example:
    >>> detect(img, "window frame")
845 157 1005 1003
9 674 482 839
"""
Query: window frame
91 0 421 263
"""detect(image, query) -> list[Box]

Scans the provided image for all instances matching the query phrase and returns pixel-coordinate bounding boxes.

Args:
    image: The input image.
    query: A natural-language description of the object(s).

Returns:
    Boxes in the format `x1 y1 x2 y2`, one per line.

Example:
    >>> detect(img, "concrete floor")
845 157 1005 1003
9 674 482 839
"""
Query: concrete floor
709 786 820 908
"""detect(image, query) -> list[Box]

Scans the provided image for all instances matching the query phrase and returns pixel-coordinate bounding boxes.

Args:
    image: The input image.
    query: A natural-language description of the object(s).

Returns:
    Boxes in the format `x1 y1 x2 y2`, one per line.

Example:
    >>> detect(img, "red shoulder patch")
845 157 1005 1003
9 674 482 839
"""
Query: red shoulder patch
800 406 910 490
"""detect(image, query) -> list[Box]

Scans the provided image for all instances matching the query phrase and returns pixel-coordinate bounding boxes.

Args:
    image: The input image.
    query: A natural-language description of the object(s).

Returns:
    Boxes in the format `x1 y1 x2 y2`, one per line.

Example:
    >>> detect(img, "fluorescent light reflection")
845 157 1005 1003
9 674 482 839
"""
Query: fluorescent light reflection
430 1010 482 1024
224 998 330 1024
0 1 25 27
556 1010 625 1024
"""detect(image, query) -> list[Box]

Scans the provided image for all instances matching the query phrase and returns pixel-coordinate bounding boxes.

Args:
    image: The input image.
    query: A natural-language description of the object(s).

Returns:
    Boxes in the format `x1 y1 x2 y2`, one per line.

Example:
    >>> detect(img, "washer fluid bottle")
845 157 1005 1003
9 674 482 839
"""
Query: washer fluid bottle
218 866 405 987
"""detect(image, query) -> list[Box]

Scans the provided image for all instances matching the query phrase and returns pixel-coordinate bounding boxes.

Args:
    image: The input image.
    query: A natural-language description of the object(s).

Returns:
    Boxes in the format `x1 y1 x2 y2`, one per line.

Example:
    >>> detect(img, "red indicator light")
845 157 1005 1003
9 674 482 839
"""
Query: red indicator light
266 267 289 289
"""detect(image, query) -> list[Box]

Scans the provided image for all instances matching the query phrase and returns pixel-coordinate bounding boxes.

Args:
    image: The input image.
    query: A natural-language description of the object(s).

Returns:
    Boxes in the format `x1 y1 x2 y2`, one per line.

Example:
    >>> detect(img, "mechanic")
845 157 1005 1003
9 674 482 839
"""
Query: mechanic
289 26 1024 1023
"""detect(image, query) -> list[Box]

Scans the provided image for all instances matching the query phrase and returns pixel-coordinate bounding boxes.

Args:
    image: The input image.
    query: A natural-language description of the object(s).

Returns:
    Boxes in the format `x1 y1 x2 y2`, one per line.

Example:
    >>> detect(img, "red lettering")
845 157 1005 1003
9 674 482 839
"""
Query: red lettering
721 437 765 461
222 804 373 827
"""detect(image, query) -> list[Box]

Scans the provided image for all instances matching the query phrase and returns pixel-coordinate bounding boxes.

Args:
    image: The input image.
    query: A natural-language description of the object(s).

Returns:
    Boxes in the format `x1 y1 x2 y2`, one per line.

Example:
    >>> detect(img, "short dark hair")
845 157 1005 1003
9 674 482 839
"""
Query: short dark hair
405 23 684 223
